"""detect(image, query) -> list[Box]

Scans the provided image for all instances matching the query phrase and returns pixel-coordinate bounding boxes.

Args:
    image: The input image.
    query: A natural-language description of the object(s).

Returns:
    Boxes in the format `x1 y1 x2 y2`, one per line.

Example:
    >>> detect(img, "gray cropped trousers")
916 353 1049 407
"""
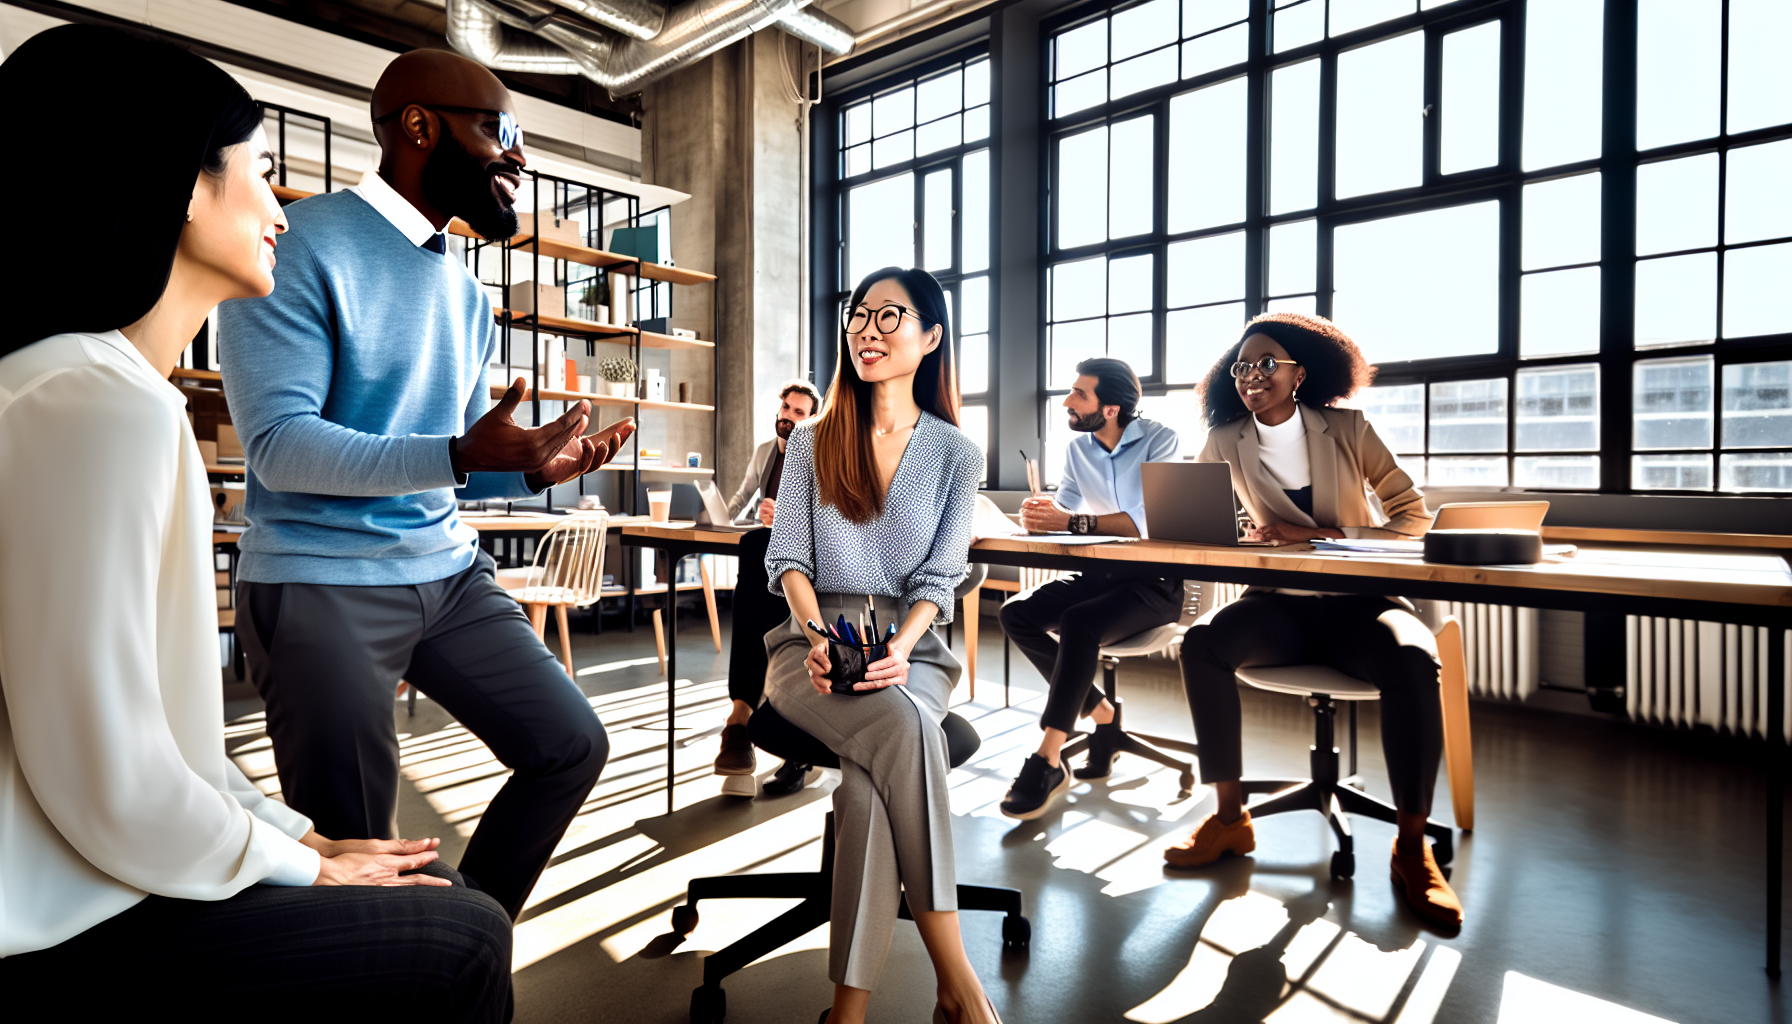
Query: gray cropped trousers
764 592 960 991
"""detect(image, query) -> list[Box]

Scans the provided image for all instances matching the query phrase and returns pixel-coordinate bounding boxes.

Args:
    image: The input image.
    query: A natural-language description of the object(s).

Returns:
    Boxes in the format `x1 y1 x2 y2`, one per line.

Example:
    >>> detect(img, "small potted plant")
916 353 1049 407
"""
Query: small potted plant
597 355 637 398
580 279 609 322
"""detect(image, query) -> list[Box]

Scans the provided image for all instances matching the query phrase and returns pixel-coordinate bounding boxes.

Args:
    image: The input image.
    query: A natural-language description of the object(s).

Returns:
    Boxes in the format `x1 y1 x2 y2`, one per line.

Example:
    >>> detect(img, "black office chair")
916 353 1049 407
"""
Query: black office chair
675 703 1030 1024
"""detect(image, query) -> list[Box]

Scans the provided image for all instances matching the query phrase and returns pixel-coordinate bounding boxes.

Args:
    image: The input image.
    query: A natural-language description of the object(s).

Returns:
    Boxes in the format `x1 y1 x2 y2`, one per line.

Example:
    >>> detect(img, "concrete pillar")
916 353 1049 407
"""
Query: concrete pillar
642 31 805 500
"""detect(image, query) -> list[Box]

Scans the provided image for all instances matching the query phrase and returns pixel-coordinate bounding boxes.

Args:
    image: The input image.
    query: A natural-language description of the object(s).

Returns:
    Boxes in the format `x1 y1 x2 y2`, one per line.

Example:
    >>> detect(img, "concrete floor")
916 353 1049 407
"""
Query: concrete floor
222 597 1792 1024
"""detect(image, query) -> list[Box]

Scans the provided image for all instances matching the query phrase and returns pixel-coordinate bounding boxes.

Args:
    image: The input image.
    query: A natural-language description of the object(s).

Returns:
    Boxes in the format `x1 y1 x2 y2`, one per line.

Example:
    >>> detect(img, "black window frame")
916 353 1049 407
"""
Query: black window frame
1028 0 1792 495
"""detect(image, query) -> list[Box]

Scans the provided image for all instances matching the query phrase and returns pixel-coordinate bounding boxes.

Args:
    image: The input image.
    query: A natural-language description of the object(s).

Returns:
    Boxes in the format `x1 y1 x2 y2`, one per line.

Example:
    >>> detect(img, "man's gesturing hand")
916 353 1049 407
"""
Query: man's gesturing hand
456 378 635 488
456 377 591 475
525 416 637 491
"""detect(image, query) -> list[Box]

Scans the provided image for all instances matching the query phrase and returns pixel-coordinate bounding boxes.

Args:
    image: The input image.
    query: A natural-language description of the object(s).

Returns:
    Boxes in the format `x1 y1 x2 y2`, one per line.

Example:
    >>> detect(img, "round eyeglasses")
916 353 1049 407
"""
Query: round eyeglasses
372 105 524 152
1229 355 1300 380
842 303 921 336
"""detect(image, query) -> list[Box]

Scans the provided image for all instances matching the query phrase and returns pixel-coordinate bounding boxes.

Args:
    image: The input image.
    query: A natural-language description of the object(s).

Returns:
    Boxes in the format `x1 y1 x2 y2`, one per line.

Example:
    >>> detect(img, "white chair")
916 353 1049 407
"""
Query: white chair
1053 581 1205 800
1222 599 1474 878
508 512 610 677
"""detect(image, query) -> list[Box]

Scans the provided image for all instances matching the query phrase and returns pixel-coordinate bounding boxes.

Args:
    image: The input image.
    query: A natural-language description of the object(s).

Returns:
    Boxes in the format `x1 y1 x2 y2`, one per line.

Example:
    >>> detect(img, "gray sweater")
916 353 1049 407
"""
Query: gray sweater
766 412 981 621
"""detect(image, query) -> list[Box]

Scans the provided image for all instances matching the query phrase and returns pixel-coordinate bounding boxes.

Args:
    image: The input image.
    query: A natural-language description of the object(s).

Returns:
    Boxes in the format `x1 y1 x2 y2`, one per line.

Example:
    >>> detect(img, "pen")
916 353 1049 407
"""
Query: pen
868 605 880 644
837 614 849 643
806 620 834 643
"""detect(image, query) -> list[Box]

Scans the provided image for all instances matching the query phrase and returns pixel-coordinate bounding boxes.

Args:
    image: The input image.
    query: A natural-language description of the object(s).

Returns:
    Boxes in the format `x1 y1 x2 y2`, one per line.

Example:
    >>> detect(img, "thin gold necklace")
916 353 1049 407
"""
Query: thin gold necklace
874 418 919 438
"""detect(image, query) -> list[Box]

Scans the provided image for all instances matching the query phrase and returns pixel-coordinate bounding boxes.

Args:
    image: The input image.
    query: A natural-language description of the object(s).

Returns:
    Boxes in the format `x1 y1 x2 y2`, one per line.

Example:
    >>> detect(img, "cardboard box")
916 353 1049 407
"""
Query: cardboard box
516 211 583 246
507 281 565 318
215 424 243 461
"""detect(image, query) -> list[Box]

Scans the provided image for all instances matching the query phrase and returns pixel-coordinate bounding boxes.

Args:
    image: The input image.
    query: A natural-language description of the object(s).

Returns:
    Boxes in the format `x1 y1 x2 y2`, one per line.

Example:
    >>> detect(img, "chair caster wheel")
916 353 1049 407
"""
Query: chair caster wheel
690 985 725 1023
672 904 700 936
1432 834 1454 866
1002 914 1031 949
1330 851 1355 879
1177 771 1196 800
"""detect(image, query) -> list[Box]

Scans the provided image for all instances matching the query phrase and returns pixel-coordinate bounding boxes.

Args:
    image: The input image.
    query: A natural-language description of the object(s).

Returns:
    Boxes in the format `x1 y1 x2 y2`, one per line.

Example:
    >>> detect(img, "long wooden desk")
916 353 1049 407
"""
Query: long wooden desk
622 524 1792 974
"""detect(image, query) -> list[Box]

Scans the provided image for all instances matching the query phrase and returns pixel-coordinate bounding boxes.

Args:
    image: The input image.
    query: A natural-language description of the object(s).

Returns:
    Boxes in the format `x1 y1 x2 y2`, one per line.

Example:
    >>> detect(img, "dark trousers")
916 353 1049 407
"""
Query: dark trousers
998 571 1183 734
0 865 512 1022
1180 592 1443 816
727 526 789 707
237 553 609 919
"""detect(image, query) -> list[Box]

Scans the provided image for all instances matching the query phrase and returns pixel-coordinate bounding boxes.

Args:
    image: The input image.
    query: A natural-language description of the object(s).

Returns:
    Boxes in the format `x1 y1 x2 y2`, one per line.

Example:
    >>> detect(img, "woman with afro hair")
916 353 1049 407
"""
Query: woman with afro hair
1161 313 1463 931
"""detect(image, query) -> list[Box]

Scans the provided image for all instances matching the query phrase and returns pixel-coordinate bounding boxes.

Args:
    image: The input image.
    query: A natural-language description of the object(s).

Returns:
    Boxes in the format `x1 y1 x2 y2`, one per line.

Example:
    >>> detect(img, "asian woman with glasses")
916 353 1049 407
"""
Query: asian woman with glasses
1162 313 1464 932
763 267 999 1024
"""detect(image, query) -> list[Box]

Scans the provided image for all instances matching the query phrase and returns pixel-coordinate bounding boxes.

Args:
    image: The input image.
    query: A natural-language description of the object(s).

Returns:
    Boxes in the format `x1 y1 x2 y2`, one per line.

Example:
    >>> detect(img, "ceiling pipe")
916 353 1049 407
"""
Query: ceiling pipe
449 0 851 97
775 6 854 55
544 0 667 41
851 0 988 48
446 0 584 74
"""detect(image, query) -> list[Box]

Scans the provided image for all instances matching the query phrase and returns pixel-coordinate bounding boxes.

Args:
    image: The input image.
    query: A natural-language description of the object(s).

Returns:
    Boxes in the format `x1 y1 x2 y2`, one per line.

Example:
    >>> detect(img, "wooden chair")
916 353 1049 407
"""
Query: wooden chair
507 513 610 677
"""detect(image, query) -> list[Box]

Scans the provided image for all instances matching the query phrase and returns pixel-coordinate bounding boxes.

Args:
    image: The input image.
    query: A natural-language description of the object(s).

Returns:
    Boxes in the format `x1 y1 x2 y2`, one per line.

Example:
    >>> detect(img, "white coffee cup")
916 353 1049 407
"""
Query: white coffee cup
648 490 672 523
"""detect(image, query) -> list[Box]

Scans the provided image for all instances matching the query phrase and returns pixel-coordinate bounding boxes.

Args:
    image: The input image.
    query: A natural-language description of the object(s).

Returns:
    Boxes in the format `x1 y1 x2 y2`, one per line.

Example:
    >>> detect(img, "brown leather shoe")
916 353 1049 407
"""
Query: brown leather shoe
1164 811 1255 868
1390 840 1463 931
713 723 757 776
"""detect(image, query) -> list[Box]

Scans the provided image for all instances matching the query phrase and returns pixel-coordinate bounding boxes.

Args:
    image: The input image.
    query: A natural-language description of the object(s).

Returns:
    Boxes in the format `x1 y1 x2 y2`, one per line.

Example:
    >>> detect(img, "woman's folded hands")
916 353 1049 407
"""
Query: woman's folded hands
301 831 451 886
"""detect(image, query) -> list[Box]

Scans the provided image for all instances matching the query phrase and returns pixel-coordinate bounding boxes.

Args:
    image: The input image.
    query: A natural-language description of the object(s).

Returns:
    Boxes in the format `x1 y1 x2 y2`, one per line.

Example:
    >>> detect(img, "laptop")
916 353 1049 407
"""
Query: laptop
1141 462 1269 545
694 479 763 533
1431 500 1549 532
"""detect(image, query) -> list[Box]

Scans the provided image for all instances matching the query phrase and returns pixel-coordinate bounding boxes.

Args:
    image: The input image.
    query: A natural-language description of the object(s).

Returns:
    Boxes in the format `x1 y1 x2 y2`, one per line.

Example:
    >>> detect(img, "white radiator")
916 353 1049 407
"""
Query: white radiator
1442 602 1541 702
1626 617 1792 740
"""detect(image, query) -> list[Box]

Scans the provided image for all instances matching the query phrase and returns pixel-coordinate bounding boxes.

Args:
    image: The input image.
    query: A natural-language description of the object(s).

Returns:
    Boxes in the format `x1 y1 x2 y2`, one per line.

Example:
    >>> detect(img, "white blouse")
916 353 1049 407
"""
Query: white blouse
0 331 319 959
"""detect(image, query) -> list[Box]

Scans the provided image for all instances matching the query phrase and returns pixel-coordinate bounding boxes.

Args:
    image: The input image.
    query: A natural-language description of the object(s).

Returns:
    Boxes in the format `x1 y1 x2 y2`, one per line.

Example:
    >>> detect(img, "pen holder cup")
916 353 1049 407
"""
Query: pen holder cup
827 640 889 695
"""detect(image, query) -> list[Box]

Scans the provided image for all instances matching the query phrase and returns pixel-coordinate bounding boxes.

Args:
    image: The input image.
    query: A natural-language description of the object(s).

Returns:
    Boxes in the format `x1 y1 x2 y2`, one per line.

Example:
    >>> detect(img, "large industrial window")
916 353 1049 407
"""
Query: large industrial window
1039 0 1792 493
834 52 994 481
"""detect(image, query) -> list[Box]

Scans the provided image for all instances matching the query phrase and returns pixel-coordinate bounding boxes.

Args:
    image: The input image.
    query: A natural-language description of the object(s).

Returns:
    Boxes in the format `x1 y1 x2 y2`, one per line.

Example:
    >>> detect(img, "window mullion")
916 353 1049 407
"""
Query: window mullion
1598 0 1638 493
1246 0 1268 315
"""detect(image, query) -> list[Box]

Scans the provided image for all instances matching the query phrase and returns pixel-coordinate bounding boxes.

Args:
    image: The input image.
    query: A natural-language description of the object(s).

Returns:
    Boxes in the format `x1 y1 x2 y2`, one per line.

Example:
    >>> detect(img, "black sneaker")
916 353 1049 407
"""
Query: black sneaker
713 724 757 776
999 754 1070 820
761 759 812 796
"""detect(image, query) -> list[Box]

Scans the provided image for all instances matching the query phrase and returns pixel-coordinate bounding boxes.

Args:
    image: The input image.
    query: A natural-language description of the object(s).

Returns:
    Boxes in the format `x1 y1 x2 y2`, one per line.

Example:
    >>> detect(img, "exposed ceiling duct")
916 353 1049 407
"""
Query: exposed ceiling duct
447 0 852 97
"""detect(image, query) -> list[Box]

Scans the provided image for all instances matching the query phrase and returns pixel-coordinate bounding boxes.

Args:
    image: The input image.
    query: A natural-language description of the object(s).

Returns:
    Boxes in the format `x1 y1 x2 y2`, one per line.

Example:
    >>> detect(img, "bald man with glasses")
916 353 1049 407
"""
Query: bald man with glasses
219 50 633 920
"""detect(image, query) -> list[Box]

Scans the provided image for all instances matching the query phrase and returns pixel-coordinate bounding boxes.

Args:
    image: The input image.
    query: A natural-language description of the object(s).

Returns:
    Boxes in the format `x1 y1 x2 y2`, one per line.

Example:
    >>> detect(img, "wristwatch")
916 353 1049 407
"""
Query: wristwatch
1070 513 1095 535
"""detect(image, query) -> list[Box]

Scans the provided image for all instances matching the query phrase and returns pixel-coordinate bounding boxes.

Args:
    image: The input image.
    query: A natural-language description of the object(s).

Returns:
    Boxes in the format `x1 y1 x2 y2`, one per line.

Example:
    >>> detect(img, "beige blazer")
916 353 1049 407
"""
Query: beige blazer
1196 404 1433 540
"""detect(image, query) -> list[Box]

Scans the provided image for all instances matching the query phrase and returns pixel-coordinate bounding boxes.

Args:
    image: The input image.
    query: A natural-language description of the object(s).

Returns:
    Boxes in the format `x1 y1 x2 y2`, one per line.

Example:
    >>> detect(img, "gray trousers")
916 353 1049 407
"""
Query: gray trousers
236 553 608 920
764 593 959 990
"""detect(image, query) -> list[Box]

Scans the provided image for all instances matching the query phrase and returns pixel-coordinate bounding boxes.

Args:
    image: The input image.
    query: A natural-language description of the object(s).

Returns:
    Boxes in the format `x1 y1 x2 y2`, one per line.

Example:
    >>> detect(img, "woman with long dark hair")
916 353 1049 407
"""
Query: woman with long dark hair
763 267 998 1023
1161 313 1463 931
0 26 511 1019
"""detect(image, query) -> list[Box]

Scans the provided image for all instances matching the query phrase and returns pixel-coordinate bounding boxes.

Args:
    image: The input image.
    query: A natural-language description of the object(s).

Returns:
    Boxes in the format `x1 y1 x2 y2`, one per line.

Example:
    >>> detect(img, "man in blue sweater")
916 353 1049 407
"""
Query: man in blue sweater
218 50 632 920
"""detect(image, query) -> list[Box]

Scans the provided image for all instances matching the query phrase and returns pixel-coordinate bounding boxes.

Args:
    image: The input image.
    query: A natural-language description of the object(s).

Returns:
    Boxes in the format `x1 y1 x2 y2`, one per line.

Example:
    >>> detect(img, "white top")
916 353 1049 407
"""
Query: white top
0 331 320 959
1253 411 1311 490
348 168 441 247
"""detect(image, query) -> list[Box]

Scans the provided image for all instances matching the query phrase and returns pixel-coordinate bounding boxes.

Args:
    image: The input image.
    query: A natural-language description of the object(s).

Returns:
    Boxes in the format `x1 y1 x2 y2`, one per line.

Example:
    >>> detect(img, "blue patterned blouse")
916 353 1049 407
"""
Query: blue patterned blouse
765 411 981 622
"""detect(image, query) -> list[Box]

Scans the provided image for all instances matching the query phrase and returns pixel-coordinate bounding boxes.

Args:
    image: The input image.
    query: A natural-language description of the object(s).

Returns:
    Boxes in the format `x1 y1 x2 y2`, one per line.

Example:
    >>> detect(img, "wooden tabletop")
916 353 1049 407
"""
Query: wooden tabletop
622 525 1792 609
460 512 653 532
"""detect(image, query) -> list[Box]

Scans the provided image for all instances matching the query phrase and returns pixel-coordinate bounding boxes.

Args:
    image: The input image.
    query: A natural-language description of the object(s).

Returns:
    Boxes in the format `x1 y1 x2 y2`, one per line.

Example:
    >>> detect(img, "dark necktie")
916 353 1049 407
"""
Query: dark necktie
422 233 446 254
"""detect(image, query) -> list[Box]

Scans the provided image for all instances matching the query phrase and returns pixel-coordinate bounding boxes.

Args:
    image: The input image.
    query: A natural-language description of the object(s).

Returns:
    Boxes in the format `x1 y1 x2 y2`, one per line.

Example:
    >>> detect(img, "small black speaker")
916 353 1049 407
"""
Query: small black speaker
1422 528 1543 565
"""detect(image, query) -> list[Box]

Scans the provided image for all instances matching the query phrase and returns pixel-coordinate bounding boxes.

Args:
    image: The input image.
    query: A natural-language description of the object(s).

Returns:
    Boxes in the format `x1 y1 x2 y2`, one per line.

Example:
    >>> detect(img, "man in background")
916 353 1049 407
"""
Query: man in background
997 357 1183 819
713 380 822 795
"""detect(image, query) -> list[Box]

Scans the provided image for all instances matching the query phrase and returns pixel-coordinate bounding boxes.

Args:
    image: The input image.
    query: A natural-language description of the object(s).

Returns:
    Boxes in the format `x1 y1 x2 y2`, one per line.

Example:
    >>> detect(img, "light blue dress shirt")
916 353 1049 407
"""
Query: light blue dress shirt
1056 417 1181 533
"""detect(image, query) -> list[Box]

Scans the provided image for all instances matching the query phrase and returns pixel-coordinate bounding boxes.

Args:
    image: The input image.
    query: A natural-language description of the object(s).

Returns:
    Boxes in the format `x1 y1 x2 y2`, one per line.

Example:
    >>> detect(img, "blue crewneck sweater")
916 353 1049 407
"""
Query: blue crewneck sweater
218 191 534 586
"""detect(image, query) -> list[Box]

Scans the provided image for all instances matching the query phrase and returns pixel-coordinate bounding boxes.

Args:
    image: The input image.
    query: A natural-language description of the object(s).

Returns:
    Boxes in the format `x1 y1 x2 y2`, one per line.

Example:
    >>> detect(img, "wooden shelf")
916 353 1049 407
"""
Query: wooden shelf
492 311 713 350
496 309 634 338
266 185 714 281
637 262 716 285
492 384 713 412
598 462 715 475
206 463 246 476
503 233 636 269
172 367 223 383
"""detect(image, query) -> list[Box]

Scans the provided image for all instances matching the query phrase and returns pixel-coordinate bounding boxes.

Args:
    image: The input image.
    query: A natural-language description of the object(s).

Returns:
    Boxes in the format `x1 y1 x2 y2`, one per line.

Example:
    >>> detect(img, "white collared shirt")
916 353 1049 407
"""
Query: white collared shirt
348 170 443 248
